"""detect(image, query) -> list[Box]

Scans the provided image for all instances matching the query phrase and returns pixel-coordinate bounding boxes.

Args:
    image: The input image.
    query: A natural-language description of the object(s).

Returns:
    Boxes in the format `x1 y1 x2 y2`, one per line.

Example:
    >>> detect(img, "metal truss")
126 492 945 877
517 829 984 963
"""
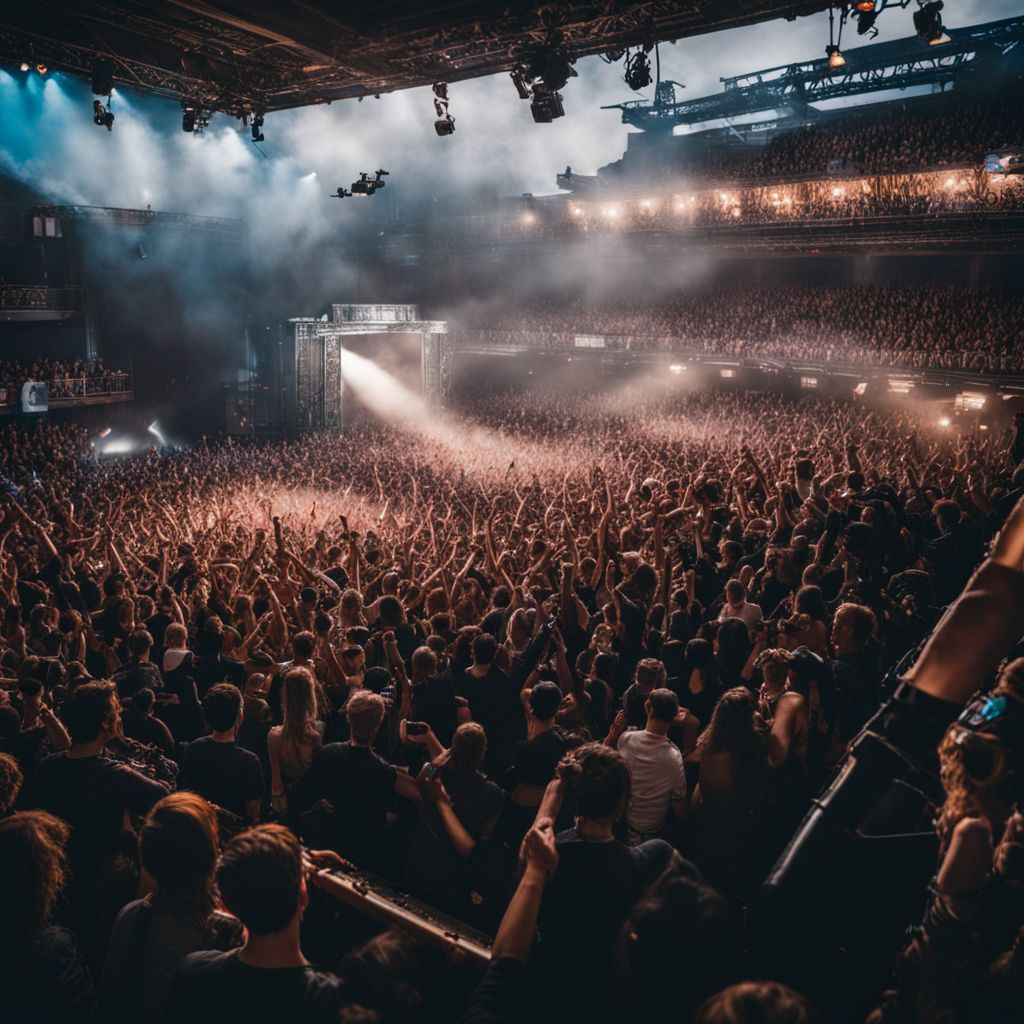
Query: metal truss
605 16 1024 130
0 2 835 114
33 204 244 240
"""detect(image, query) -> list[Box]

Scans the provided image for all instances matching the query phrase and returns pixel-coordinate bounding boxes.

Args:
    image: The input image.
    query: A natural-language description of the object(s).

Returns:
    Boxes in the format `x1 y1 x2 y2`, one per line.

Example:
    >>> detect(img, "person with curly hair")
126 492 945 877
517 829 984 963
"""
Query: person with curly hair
0 810 98 1022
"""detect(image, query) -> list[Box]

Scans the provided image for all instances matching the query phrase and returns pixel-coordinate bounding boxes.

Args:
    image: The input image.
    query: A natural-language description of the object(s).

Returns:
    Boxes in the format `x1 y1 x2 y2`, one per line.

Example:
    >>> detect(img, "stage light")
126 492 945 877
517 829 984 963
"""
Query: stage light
182 105 197 132
720 368 736 379
91 57 114 95
825 7 847 72
937 416 951 428
147 421 167 445
855 2 876 11
522 212 536 225
251 113 264 142
571 206 583 216
623 47 653 91
914 2 949 44
669 364 686 374
853 382 868 396
19 62 30 72
36 63 47 74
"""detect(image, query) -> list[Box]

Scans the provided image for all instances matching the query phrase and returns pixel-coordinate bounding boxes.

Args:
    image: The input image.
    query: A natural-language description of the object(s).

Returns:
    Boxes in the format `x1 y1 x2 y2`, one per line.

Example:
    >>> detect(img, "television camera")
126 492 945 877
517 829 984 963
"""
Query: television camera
331 169 389 199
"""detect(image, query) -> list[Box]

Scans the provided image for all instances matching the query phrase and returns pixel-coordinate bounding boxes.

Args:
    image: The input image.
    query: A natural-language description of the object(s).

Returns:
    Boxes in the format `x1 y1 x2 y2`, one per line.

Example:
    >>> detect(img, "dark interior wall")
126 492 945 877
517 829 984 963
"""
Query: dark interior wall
0 321 87 364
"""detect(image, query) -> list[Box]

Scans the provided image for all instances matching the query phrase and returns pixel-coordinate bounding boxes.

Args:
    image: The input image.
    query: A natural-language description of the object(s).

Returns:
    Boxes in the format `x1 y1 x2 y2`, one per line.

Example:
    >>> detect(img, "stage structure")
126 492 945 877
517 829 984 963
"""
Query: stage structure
242 304 449 436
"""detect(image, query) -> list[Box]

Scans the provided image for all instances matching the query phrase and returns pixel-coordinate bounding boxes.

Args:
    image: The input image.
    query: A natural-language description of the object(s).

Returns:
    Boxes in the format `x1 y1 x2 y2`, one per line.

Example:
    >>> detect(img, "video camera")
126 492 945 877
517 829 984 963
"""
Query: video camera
756 523 1024 999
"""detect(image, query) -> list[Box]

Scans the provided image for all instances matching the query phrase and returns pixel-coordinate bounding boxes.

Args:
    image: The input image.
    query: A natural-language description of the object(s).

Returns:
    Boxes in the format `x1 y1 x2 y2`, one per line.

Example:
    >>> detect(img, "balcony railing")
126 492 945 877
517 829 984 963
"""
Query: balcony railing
0 372 133 409
0 285 82 312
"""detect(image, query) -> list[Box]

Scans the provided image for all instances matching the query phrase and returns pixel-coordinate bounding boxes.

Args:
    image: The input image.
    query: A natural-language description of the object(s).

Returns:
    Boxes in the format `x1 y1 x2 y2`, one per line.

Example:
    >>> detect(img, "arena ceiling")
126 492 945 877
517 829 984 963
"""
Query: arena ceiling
1 2 834 115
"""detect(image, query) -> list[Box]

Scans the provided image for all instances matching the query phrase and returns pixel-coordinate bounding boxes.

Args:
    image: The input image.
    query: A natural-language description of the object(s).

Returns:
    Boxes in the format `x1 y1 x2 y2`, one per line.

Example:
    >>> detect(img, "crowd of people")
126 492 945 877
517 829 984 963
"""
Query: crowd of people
456 283 1024 374
614 91 1024 187
421 168 1023 250
1 383 1023 1024
0 357 129 403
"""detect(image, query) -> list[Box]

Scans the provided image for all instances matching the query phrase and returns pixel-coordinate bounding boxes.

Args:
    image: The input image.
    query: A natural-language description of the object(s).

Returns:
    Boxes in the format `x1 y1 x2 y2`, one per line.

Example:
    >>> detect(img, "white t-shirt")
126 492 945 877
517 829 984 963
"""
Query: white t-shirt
719 600 763 631
617 728 686 837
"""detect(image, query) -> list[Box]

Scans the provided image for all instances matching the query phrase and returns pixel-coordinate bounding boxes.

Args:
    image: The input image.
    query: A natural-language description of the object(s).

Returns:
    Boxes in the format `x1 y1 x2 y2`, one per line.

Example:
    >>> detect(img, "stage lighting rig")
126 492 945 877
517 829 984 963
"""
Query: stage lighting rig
623 46 654 91
19 62 30 72
92 98 114 131
825 7 848 72
91 58 114 96
914 1 950 44
433 82 455 136
331 188 352 199
251 113 264 142
182 102 197 132
529 82 565 123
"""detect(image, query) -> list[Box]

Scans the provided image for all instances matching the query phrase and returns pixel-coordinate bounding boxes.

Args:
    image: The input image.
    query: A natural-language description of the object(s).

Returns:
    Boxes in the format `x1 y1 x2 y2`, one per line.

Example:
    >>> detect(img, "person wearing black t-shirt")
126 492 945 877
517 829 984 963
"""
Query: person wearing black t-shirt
112 628 163 700
182 684 264 824
23 681 168 967
289 690 421 870
167 824 345 1024
457 633 522 777
409 646 459 747
508 682 566 842
120 687 175 757
536 744 674 1021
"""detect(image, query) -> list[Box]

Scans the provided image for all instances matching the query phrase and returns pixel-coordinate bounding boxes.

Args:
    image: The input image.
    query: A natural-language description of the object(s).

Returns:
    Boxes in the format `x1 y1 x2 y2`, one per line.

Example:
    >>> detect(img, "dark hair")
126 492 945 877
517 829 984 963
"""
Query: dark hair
61 680 118 744
472 632 497 665
793 585 827 624
128 628 153 659
697 688 769 801
378 596 404 627
0 752 24 817
575 743 630 822
648 688 679 723
529 681 562 721
492 585 512 609
694 982 819 1024
132 687 155 713
202 683 243 733
0 811 70 951
17 675 42 698
933 498 962 531
449 722 487 777
618 872 742 1019
140 792 219 914
216 825 303 934
834 602 876 647
339 930 429 1023
686 638 714 671
292 631 316 660
633 563 658 595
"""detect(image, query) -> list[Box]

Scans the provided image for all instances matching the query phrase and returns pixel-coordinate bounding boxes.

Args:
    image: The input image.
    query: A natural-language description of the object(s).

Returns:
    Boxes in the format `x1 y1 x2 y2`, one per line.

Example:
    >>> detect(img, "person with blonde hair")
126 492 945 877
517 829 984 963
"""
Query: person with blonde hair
101 791 242 1024
268 666 323 813
290 690 420 869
